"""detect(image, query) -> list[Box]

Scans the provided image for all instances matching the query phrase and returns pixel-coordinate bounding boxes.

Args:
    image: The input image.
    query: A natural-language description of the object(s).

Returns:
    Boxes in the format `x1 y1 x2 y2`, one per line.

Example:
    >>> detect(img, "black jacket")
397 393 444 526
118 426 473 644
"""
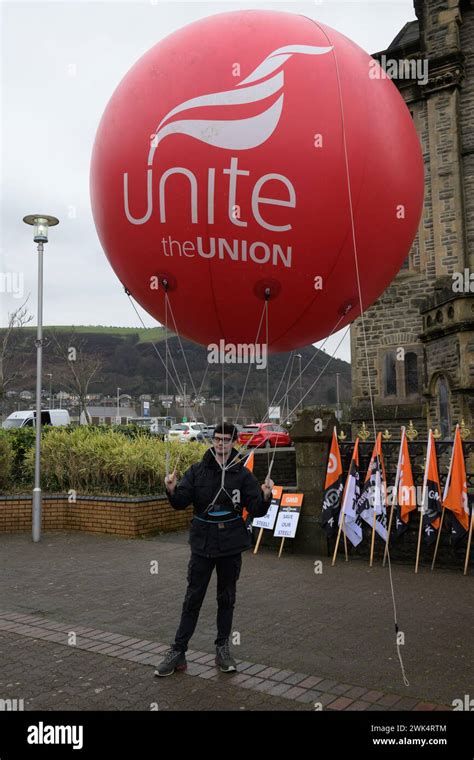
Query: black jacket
166 447 271 557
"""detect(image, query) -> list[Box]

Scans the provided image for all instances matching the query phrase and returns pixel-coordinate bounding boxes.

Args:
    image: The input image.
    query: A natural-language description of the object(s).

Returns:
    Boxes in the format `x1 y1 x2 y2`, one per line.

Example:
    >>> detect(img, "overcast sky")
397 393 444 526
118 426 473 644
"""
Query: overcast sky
1 0 416 364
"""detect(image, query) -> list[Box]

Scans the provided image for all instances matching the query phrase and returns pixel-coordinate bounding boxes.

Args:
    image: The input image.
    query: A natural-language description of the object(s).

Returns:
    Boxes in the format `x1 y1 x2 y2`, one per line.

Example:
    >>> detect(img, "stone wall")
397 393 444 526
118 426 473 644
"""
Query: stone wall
351 0 474 437
251 448 296 487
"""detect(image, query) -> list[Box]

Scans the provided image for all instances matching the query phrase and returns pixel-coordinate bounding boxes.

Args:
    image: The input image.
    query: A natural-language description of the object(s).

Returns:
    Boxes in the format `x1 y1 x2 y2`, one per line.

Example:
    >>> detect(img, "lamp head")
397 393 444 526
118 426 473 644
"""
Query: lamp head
23 214 59 243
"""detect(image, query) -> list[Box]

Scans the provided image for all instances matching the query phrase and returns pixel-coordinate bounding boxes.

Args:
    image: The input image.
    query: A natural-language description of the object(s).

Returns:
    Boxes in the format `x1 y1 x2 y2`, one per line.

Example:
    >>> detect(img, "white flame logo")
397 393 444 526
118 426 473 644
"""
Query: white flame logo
147 44 333 164
327 452 338 475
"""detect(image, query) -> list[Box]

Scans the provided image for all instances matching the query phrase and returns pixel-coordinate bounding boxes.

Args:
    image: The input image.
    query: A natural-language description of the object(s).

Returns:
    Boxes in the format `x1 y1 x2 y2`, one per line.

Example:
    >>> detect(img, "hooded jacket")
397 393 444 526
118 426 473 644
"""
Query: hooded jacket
166 447 271 557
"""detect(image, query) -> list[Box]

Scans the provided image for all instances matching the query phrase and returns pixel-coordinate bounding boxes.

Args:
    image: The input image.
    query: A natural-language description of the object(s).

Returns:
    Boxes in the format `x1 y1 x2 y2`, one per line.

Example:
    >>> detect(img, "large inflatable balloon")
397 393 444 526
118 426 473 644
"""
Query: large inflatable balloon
90 10 424 352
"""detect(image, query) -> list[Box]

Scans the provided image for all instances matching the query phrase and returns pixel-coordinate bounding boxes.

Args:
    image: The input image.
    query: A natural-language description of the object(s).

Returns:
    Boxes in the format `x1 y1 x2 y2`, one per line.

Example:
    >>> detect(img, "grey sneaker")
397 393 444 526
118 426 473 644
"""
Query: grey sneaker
154 647 187 677
215 641 237 672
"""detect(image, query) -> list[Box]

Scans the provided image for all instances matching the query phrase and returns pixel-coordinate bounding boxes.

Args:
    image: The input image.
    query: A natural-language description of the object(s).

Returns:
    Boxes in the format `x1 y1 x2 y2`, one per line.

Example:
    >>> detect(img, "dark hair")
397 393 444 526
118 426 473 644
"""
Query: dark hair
213 422 237 441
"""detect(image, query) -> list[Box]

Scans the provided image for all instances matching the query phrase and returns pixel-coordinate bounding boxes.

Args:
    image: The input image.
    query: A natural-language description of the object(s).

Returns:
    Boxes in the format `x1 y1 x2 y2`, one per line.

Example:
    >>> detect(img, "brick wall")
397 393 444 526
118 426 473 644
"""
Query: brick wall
0 451 298 539
0 494 191 538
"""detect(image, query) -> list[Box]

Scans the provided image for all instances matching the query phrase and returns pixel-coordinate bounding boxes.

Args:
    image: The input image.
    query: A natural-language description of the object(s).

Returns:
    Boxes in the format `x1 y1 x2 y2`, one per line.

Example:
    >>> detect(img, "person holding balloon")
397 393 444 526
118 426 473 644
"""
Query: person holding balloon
155 423 273 677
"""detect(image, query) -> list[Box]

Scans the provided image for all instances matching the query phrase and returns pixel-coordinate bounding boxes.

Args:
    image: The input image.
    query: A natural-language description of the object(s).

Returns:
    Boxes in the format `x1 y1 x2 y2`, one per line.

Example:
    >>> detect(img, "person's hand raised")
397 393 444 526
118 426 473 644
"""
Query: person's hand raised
165 469 177 495
261 477 274 500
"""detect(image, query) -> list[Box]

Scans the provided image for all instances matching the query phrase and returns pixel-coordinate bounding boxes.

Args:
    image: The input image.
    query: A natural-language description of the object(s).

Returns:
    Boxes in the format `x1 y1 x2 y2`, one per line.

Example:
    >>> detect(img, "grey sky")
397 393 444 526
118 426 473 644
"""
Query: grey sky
1 0 416 363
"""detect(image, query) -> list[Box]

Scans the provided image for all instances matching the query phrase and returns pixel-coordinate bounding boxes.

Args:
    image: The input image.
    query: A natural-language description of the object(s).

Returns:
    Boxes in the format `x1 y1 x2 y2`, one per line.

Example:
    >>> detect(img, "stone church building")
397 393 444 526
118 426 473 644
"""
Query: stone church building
351 0 474 439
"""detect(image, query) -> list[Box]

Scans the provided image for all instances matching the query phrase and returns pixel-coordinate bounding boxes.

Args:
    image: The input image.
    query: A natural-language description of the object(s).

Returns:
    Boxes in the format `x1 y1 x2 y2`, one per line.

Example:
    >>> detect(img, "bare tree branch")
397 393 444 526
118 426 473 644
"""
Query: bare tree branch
49 328 104 425
0 298 34 412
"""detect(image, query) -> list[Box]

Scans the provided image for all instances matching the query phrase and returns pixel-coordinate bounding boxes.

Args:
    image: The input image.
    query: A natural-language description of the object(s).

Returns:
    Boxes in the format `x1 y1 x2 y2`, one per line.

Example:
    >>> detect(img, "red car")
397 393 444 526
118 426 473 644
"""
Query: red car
238 423 292 449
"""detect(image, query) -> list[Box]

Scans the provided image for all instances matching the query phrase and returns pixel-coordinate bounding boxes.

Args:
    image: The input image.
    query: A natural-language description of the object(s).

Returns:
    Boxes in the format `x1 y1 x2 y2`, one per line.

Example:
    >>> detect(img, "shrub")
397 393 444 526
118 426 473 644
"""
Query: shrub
0 433 13 490
22 426 206 496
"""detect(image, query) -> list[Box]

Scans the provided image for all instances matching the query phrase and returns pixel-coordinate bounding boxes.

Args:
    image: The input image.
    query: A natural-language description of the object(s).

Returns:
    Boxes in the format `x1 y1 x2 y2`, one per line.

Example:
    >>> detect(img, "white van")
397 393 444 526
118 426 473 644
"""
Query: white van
2 409 71 429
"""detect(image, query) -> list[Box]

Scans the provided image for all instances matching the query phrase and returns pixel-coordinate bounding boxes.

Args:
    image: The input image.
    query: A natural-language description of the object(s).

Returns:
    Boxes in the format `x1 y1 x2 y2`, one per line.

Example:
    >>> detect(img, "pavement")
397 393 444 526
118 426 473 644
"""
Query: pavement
0 529 472 711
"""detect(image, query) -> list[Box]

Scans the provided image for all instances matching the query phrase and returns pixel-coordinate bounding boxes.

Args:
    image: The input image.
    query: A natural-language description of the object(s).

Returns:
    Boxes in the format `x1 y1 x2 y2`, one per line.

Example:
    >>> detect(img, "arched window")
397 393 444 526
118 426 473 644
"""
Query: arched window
385 353 397 396
437 376 451 439
404 352 418 395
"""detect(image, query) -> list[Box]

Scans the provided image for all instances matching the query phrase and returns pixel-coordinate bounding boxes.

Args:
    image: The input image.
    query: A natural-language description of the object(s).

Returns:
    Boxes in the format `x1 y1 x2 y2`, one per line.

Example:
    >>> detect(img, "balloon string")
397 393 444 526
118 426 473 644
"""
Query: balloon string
123 287 223 470
233 298 267 427
283 325 350 425
124 288 190 410
266 313 345 422
164 292 210 427
229 312 346 468
306 17 409 688
163 289 227 471
224 294 274 474
221 358 225 491
165 283 170 478
230 308 346 468
265 296 271 476
228 321 350 471
165 288 232 494
278 349 295 424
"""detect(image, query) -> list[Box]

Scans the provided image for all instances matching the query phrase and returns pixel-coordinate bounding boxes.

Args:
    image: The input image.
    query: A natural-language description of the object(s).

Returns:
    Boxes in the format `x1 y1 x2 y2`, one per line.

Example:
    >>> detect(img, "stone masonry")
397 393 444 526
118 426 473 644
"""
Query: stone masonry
351 0 474 439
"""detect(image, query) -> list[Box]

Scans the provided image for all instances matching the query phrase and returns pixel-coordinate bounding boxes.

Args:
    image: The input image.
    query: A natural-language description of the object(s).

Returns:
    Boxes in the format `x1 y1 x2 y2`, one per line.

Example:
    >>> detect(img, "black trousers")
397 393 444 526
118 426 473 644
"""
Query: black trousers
173 552 242 652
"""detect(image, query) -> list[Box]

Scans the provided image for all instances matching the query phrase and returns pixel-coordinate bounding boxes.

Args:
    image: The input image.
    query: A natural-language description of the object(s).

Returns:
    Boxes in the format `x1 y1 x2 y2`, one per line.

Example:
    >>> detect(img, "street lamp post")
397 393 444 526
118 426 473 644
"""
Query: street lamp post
23 214 59 543
116 387 121 422
336 373 341 421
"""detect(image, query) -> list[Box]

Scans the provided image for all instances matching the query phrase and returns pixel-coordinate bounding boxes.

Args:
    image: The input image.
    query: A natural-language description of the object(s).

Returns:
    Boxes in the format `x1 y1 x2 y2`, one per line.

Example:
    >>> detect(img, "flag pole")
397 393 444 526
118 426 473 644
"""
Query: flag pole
331 454 351 566
369 510 377 566
331 494 347 566
431 432 455 571
415 433 431 574
370 461 383 567
253 527 264 554
383 488 397 567
415 506 424 574
332 439 358 566
431 507 445 571
464 508 474 576
384 428 404 567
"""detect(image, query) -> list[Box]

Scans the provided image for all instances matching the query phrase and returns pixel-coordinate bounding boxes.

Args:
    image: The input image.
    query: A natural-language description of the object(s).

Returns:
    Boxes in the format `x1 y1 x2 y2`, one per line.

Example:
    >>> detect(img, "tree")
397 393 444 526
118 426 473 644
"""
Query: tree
250 392 268 422
0 299 34 419
50 329 104 424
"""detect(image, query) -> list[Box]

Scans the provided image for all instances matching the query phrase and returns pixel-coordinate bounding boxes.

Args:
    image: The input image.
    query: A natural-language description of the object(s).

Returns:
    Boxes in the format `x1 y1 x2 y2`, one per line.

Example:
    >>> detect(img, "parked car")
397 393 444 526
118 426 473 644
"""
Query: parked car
202 423 243 441
150 424 167 439
202 425 215 440
2 409 70 429
191 422 208 437
165 423 205 443
237 423 292 449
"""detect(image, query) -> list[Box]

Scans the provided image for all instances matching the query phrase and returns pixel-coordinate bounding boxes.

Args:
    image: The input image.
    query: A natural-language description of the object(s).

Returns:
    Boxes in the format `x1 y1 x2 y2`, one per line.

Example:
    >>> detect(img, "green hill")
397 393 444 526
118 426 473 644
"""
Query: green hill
20 325 170 344
1 325 351 410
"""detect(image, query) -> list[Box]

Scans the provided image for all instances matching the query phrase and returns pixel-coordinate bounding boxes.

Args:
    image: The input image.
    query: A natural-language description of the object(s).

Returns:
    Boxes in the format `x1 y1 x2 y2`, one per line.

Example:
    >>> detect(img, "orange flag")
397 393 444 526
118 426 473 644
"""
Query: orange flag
321 427 344 537
443 425 469 542
421 430 442 545
244 451 254 473
394 427 416 536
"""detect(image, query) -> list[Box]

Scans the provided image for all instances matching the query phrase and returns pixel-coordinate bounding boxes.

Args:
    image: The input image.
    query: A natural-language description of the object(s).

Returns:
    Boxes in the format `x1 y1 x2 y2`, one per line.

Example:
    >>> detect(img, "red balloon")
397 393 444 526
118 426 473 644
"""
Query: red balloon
90 10 423 352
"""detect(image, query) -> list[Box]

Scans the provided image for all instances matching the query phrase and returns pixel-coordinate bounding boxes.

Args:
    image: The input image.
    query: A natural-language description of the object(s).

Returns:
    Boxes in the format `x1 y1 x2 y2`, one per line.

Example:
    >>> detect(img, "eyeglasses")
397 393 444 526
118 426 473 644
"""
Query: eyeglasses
213 435 232 443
